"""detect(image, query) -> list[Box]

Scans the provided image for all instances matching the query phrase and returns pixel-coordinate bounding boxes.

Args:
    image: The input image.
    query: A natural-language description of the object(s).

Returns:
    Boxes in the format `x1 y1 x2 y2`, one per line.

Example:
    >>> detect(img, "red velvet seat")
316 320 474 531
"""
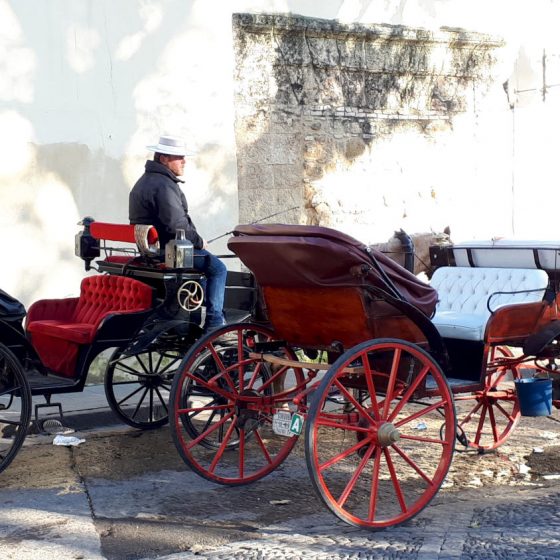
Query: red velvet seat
26 275 153 377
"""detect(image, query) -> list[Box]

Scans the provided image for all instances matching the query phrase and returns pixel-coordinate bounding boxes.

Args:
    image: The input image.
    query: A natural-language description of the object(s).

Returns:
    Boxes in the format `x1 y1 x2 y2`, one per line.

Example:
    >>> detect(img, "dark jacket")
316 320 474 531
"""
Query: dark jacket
129 160 204 251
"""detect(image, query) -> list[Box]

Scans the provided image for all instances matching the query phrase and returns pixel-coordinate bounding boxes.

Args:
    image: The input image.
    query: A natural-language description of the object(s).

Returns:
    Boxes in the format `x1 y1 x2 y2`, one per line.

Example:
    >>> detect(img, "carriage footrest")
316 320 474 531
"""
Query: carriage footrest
426 375 480 391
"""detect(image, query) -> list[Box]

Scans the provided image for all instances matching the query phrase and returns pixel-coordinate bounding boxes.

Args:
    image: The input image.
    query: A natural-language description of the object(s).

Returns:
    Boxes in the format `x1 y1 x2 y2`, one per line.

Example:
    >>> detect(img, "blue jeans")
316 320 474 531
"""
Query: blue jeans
194 250 227 329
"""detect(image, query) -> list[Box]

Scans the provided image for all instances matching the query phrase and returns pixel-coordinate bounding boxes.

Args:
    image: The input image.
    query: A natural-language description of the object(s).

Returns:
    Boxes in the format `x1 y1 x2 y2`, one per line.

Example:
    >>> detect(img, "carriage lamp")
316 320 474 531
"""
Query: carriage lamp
165 229 194 269
75 216 100 271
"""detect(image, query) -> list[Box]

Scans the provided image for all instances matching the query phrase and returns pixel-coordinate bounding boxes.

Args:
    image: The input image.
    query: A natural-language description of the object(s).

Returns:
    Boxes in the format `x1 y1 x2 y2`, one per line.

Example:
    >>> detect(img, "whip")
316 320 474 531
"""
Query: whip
206 206 299 244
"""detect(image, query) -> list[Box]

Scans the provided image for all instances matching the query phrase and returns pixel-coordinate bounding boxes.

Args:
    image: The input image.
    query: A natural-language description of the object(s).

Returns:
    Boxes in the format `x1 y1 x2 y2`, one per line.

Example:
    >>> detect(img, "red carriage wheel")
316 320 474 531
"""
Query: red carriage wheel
170 322 306 485
305 338 456 529
454 346 521 453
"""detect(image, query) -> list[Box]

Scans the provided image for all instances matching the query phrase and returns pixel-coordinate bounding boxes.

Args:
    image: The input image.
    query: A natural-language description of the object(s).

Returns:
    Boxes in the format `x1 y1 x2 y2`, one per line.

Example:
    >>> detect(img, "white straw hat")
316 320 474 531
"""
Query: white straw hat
147 135 194 156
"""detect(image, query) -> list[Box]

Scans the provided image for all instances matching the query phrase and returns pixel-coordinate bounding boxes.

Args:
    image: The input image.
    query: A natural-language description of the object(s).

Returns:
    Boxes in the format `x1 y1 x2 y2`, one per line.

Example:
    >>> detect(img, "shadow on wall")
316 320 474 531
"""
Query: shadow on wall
35 144 125 223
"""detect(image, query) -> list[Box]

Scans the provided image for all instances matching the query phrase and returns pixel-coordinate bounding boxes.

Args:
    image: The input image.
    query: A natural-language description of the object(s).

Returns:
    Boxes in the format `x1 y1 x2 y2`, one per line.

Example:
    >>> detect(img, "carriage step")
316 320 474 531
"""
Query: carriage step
26 370 76 391
426 375 480 391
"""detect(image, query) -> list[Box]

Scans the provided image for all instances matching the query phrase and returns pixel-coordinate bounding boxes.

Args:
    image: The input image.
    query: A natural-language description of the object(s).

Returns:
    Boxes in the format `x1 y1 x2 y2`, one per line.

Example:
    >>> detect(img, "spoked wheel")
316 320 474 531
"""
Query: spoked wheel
104 340 182 430
455 346 521 453
0 343 31 474
170 322 305 485
305 338 456 529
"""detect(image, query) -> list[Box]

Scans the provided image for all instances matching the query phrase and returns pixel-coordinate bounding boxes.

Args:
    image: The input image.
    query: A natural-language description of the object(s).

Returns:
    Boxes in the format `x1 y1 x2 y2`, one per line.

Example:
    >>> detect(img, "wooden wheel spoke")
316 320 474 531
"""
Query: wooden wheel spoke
152 351 164 373
319 437 372 473
177 400 229 416
474 405 488 445
394 399 447 429
384 447 407 513
186 410 235 449
184 370 234 401
117 385 144 407
153 387 169 412
238 428 245 478
253 429 273 465
486 368 508 389
488 404 499 442
337 444 375 507
383 348 401 417
131 387 149 419
247 361 264 390
259 364 290 393
315 415 371 434
134 354 151 375
157 356 181 375
207 344 237 392
458 400 483 426
333 379 376 425
388 364 430 423
208 421 238 473
391 443 435 486
201 409 222 436
149 388 155 422
368 447 382 522
361 353 382 419
399 434 449 445
114 360 145 376
494 401 516 422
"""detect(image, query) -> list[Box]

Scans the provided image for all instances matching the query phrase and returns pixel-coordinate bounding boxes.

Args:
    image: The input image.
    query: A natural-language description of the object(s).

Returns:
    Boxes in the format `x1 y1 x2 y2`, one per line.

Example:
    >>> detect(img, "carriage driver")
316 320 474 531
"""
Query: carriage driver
129 135 227 332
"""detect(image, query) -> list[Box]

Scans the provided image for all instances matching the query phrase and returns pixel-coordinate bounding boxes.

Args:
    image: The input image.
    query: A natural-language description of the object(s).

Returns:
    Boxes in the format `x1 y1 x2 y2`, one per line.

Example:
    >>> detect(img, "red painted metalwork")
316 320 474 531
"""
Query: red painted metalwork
305 339 455 529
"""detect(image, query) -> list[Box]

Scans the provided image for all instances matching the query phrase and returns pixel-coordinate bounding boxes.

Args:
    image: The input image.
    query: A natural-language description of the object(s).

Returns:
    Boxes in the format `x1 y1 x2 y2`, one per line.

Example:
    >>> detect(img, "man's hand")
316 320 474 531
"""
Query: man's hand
203 239 209 250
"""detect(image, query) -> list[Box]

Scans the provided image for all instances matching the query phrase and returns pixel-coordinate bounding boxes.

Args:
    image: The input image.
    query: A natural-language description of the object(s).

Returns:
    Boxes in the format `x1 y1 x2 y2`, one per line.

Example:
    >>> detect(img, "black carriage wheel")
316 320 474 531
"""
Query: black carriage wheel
0 343 32 474
104 345 181 430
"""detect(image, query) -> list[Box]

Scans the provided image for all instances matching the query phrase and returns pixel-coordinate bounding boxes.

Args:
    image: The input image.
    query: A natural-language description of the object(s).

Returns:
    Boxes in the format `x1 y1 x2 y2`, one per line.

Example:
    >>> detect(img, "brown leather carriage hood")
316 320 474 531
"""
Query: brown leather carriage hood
228 224 438 317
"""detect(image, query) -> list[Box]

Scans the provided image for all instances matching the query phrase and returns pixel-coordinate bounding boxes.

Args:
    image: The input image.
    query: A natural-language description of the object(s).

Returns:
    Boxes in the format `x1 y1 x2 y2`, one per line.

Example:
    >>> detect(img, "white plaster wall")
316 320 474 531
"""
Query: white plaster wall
1 0 558 306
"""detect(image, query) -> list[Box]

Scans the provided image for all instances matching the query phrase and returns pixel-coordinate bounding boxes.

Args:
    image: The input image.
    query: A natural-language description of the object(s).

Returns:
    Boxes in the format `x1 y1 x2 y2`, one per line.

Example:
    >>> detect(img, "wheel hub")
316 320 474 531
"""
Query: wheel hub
375 422 400 447
142 374 165 388
235 389 261 430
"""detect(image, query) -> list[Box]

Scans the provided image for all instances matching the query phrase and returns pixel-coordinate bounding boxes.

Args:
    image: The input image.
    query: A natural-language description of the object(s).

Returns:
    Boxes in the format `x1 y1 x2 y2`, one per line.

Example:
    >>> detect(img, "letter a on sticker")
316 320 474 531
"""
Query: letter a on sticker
289 413 304 436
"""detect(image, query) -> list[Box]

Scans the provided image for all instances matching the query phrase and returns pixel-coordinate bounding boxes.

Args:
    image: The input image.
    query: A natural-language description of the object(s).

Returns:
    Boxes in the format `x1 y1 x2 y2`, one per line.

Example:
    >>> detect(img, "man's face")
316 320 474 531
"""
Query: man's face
161 154 186 177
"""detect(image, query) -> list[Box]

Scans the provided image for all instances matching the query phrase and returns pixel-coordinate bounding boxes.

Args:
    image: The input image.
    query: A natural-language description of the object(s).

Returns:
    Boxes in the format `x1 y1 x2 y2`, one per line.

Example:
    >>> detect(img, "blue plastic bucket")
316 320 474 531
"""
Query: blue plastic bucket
514 378 553 417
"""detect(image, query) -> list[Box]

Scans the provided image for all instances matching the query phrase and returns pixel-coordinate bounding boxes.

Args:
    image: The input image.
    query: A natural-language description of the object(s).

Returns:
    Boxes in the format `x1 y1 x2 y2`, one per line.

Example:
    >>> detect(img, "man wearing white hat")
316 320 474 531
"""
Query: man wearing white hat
129 135 227 331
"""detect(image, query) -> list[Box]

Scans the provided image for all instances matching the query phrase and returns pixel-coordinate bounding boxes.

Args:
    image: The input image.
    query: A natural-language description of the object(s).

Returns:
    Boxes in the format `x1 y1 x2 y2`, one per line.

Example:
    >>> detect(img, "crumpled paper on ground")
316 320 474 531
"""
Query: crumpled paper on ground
53 435 85 447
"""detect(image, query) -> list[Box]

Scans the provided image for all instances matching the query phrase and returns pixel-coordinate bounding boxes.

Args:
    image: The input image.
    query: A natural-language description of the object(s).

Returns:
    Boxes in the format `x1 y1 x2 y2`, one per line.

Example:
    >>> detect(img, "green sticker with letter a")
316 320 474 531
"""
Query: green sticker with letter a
289 412 304 436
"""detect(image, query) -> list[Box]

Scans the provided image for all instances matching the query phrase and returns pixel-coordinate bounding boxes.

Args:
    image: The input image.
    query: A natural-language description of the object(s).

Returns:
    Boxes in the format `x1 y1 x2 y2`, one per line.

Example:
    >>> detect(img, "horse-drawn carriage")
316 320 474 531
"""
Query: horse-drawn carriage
2 219 560 530
0 218 256 473
168 225 560 529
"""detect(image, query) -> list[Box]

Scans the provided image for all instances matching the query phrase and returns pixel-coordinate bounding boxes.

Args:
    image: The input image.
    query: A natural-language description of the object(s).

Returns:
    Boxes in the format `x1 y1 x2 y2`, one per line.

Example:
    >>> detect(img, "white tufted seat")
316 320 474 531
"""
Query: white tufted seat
430 267 549 341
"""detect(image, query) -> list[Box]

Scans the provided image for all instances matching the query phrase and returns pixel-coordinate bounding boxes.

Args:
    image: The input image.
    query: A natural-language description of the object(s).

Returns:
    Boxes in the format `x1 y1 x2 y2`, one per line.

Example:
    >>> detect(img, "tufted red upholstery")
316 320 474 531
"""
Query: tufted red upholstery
26 275 153 377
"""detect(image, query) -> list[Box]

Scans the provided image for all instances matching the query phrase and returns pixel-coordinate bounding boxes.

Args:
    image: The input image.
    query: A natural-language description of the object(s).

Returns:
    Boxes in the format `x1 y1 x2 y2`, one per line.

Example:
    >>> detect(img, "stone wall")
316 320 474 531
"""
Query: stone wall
233 13 506 244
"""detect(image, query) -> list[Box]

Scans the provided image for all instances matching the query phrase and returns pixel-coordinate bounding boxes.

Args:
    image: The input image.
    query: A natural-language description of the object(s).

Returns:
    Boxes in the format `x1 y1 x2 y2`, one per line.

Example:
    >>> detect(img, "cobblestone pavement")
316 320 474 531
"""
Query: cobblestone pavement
1 417 560 560
158 485 560 560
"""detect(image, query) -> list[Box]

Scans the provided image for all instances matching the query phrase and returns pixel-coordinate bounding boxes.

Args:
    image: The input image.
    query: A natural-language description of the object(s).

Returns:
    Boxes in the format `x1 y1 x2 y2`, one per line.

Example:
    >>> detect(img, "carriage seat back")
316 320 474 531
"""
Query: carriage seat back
430 266 548 341
90 222 159 261
26 275 153 377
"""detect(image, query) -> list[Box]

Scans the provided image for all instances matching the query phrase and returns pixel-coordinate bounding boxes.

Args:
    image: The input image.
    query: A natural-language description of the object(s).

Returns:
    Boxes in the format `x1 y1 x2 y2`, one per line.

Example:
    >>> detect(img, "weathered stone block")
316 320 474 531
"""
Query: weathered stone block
237 162 274 191
269 133 302 165
233 13 505 237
